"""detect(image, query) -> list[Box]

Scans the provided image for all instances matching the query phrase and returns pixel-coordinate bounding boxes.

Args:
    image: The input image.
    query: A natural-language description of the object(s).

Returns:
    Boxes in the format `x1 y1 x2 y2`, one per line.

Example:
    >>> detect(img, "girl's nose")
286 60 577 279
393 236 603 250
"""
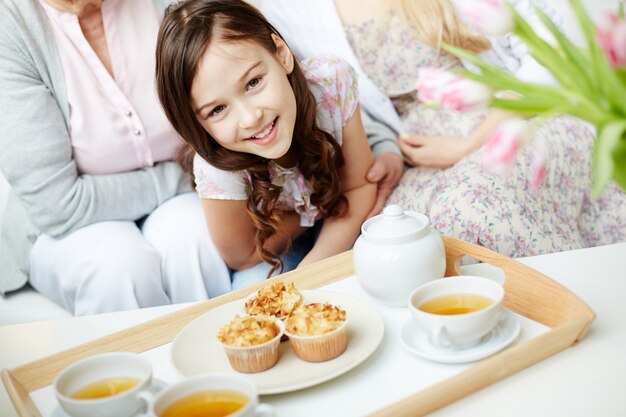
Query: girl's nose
239 105 263 129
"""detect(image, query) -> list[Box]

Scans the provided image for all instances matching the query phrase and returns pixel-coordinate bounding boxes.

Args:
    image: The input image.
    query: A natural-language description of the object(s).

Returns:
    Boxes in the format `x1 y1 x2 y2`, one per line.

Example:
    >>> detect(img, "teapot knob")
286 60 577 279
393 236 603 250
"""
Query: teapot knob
383 204 404 218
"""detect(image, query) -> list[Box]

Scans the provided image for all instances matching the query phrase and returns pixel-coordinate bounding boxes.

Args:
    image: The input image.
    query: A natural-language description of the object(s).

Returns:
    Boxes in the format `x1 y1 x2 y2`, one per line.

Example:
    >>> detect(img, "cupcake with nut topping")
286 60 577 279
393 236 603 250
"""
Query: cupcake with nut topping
285 303 348 362
245 282 303 321
217 315 284 373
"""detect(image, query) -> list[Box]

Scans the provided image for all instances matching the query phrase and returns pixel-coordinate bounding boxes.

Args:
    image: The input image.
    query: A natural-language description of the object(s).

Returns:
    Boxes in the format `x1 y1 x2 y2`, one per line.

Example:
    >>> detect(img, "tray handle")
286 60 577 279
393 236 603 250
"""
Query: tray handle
442 235 594 341
1 369 41 417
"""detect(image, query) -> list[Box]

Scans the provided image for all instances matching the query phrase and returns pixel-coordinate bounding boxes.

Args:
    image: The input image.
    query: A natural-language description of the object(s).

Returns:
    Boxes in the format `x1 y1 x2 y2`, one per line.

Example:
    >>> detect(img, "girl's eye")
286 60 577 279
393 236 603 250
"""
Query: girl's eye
208 105 226 119
246 76 262 91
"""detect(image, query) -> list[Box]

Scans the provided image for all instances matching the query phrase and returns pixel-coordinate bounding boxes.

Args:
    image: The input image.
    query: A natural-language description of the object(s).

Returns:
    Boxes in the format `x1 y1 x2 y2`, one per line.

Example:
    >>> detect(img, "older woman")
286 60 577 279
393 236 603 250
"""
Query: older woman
0 0 231 315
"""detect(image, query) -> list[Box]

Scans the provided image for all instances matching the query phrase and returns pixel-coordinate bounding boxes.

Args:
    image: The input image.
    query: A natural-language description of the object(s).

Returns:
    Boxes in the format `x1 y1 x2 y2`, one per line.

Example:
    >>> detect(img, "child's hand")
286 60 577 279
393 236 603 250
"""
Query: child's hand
366 152 404 218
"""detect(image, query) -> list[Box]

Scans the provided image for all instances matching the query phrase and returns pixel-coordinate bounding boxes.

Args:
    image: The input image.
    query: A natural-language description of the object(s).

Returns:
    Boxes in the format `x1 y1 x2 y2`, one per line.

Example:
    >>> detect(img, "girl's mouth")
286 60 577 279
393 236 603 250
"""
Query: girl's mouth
246 117 278 145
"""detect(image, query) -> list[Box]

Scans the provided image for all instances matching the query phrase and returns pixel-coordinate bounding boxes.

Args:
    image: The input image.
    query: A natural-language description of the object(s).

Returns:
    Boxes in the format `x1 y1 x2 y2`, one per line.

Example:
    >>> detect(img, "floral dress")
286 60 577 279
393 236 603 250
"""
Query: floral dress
193 56 358 227
345 12 626 257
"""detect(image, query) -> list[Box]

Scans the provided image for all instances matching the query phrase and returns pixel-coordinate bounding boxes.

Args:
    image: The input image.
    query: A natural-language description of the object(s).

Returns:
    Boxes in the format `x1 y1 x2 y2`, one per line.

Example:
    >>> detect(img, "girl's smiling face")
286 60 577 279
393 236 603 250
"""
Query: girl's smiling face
191 35 297 165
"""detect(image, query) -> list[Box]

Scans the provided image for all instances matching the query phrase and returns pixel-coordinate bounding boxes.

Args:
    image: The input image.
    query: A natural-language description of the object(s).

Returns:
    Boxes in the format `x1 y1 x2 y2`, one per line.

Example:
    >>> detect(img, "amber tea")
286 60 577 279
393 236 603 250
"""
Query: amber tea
70 376 140 400
419 293 493 315
161 390 249 417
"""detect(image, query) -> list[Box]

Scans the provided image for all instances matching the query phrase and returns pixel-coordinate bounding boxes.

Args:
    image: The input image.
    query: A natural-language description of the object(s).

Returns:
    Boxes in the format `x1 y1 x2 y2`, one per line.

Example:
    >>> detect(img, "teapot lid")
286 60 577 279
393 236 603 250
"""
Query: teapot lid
361 205 429 244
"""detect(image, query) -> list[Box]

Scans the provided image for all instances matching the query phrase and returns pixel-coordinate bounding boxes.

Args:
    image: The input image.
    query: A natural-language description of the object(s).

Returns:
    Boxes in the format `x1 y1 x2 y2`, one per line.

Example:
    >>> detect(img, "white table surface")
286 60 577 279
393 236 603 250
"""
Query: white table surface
1 242 625 417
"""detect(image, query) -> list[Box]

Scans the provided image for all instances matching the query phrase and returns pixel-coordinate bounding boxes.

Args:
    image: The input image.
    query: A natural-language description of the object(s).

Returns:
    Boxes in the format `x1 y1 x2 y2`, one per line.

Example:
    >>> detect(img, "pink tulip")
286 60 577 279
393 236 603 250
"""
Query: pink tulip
416 67 457 103
529 141 548 193
416 67 492 111
481 119 528 176
597 12 626 68
455 0 514 36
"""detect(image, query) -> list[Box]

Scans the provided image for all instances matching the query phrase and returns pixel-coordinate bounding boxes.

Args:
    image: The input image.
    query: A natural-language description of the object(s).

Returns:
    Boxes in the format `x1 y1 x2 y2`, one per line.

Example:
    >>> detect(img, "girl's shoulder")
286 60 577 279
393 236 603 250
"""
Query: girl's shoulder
300 56 358 100
300 55 355 84
193 153 247 200
300 55 359 144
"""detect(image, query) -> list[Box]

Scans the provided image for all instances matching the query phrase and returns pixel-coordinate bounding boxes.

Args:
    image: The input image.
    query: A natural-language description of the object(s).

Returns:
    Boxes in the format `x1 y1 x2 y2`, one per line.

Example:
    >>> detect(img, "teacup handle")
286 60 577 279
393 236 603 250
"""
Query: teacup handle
134 380 167 417
255 403 275 417
430 324 452 349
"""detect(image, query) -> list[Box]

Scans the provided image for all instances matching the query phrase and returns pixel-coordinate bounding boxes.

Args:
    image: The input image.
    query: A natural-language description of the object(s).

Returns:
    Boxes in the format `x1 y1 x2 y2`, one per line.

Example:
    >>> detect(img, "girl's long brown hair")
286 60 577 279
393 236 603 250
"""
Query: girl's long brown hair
155 0 347 274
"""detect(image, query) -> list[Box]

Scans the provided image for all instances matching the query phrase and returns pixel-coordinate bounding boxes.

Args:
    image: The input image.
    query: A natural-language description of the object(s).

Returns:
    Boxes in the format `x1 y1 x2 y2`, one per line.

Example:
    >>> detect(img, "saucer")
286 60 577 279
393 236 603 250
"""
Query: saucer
400 310 521 364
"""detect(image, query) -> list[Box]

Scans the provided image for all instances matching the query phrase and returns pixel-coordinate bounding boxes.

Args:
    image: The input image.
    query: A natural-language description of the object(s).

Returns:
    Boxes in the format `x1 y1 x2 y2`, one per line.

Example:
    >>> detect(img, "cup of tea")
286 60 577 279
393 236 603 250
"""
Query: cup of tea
408 275 504 349
53 352 155 417
142 373 274 417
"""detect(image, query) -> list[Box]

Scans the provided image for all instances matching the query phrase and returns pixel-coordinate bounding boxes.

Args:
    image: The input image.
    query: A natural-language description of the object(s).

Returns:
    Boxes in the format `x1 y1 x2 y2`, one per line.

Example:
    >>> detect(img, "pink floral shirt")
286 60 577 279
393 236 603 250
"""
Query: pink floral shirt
193 56 358 226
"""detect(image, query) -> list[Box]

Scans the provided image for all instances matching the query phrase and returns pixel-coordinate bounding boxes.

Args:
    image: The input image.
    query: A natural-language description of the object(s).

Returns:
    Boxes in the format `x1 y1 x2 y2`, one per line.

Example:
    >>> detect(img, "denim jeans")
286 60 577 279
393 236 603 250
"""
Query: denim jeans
230 221 322 290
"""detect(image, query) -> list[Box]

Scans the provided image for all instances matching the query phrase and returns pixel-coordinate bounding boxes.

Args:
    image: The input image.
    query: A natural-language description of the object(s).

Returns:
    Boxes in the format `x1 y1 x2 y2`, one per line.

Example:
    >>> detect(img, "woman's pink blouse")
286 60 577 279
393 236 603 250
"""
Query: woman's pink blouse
40 0 180 175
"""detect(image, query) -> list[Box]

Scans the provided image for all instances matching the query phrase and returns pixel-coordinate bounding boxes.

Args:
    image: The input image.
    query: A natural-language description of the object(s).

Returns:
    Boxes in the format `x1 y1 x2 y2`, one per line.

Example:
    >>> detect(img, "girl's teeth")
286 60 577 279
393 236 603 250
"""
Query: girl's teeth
254 121 274 139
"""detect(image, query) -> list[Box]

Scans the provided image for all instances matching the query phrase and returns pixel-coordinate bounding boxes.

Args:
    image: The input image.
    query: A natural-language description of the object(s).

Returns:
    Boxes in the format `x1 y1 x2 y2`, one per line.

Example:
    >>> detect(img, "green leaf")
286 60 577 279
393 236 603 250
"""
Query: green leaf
510 6 579 90
569 0 626 115
445 42 612 125
444 44 565 93
611 133 626 190
534 8 596 97
592 120 626 197
618 69 626 86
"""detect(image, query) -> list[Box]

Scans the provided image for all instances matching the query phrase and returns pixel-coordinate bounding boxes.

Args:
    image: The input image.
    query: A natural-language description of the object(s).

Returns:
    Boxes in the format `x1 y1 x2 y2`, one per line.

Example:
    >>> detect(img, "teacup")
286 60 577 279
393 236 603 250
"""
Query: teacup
408 275 504 349
141 373 274 417
53 352 154 417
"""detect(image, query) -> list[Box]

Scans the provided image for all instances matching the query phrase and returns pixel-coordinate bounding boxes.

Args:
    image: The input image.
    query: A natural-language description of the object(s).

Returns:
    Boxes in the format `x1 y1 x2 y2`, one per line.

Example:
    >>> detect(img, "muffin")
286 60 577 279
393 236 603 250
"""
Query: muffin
217 315 285 373
245 282 303 321
284 303 348 362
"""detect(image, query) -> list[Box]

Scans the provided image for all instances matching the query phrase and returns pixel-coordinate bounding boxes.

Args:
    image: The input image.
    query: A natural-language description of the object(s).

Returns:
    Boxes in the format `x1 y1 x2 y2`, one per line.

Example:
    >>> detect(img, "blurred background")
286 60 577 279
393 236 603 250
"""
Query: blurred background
0 0 619 218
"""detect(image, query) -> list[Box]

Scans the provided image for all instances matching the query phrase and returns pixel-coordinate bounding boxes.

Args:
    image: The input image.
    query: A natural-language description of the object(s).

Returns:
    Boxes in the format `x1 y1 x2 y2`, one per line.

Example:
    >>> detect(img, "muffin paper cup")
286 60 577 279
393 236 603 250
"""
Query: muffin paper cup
220 318 285 373
285 321 348 362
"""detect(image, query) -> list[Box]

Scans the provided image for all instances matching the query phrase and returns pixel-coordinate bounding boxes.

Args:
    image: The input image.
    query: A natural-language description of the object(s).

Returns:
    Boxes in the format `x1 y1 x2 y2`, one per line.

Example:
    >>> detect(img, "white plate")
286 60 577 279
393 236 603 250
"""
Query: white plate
171 290 384 395
400 309 521 364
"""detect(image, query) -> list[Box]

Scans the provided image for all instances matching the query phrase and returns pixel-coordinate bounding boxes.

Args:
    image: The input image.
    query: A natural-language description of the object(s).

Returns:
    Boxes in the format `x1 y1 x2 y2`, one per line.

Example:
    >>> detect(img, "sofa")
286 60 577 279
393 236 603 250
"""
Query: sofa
0 174 72 325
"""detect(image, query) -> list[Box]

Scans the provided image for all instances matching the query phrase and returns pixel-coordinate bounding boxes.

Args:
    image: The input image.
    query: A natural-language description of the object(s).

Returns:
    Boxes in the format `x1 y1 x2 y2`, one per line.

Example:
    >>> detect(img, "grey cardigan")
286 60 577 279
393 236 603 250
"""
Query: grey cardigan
0 0 188 295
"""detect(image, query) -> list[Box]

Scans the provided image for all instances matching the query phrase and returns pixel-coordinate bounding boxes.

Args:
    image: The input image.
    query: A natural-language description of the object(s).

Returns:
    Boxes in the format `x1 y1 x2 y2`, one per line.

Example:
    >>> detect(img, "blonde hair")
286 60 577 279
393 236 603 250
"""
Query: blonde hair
391 0 491 53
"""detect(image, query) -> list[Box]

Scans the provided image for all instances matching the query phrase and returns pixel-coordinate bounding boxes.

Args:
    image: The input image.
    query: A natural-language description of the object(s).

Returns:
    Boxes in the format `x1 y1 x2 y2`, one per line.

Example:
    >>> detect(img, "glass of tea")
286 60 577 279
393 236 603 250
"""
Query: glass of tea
53 352 155 417
148 373 274 417
408 275 504 349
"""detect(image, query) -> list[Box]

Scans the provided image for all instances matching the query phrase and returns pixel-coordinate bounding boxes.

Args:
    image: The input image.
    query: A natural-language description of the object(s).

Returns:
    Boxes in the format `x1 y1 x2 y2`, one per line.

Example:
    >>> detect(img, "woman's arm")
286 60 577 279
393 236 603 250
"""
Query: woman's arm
0 16 189 238
298 107 376 267
201 199 306 270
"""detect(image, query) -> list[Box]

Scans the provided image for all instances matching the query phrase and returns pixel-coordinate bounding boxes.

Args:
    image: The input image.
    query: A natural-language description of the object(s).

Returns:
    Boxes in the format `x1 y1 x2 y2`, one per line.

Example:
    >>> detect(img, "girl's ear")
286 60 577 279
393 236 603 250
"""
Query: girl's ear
272 34 294 74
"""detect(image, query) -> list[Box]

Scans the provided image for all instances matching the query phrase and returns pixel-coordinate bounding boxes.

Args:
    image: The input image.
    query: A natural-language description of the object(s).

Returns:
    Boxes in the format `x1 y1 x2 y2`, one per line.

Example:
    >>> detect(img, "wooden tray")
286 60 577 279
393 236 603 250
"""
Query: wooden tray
1 236 595 417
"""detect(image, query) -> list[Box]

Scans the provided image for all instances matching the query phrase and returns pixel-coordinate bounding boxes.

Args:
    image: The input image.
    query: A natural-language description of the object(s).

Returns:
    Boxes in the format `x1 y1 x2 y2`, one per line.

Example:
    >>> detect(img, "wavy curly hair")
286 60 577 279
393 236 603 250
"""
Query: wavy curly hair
155 0 347 274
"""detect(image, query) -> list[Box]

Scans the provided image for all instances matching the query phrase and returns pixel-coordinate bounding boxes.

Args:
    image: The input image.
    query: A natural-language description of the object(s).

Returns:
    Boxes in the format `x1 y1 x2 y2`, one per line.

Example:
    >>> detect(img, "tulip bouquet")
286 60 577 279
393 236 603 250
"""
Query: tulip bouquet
418 0 626 196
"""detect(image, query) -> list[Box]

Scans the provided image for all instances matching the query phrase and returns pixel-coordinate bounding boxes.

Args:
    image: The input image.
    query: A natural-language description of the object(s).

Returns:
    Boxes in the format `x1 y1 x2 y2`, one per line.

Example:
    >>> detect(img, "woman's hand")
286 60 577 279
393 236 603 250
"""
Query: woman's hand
399 134 472 168
399 108 516 168
366 152 404 217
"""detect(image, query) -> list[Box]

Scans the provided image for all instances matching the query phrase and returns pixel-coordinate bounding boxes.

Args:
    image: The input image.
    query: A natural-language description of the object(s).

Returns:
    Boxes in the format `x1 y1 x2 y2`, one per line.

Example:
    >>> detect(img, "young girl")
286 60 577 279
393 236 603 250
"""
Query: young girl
155 0 375 286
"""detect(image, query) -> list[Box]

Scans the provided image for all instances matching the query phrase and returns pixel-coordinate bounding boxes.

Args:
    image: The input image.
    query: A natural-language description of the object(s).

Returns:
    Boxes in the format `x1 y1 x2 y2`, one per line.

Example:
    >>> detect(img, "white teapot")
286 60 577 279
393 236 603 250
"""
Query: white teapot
353 205 446 307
